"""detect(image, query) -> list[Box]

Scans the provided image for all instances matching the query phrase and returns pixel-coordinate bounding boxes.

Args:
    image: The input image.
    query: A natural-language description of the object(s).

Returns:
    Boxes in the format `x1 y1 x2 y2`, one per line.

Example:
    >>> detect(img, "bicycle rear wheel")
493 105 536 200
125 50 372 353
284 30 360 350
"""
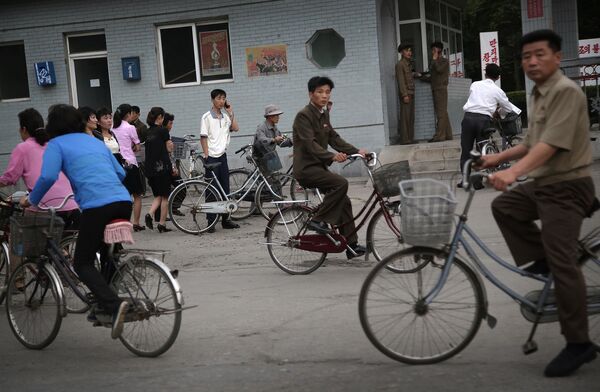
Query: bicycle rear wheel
0 242 9 304
581 245 600 346
168 180 221 234
359 247 484 364
6 260 62 350
59 235 91 313
111 257 181 357
256 173 305 220
266 205 327 274
228 168 255 220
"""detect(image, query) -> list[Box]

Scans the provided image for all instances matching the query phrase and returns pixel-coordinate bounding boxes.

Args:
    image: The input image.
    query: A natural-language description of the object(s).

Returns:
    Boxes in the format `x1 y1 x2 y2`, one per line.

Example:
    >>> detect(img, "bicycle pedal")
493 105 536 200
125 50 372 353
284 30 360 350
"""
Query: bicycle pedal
486 313 498 329
522 340 538 355
170 269 179 279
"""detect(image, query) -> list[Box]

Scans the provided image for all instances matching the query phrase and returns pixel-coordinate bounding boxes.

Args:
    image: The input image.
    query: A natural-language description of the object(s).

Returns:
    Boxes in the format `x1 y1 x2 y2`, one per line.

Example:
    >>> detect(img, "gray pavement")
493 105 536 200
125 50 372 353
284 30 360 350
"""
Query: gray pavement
1 165 600 391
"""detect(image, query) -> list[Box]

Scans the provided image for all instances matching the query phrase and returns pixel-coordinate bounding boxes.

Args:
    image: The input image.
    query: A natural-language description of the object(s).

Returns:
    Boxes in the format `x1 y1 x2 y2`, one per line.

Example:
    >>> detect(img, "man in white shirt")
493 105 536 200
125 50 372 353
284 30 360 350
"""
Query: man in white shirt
200 88 240 232
459 63 521 176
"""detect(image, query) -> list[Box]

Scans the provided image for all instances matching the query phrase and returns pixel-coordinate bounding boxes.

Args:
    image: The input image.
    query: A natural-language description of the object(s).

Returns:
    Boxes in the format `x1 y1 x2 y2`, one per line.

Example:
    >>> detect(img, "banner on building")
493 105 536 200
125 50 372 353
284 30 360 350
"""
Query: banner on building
449 52 464 78
199 29 231 77
527 0 544 19
578 38 600 87
479 31 500 87
245 44 288 77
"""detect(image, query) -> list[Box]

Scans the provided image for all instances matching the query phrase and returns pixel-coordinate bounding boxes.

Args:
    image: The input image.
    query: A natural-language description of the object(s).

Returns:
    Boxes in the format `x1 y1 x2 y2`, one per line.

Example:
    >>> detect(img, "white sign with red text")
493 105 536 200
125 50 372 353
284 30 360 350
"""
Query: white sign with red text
449 52 464 78
480 31 500 87
578 38 600 87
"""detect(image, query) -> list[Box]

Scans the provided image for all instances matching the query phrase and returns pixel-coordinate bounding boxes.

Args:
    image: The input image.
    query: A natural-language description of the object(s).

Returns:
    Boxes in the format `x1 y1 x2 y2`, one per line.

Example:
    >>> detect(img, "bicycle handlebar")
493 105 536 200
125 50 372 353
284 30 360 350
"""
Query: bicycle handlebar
35 193 75 212
182 134 196 139
462 151 488 191
346 152 377 168
235 144 252 155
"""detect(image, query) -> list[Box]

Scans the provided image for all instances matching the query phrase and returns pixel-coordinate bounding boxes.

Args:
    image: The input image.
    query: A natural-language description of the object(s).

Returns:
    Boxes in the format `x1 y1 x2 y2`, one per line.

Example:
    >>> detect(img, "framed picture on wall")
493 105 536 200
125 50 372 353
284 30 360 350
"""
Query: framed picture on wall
198 23 233 81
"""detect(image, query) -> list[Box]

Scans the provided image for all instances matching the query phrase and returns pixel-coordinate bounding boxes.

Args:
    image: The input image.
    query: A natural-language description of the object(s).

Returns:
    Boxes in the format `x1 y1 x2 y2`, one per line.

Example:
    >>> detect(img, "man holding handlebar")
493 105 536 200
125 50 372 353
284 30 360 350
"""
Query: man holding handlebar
292 76 369 259
479 30 597 377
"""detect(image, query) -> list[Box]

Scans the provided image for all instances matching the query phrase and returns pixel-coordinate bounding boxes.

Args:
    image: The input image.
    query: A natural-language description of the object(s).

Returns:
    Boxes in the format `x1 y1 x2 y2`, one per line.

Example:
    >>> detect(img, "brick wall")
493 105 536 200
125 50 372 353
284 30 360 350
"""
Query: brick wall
0 0 385 173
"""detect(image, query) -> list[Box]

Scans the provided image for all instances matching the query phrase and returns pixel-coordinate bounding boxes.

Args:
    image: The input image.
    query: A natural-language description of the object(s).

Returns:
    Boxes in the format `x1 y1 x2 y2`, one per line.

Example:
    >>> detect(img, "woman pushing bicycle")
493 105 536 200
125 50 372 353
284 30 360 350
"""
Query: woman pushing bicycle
20 104 131 340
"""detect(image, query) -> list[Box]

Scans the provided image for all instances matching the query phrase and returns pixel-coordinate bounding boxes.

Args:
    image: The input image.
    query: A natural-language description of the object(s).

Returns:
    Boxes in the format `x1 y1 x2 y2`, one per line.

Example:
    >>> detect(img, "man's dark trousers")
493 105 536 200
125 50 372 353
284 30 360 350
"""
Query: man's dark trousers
491 177 595 343
460 112 491 171
297 168 357 245
205 153 230 224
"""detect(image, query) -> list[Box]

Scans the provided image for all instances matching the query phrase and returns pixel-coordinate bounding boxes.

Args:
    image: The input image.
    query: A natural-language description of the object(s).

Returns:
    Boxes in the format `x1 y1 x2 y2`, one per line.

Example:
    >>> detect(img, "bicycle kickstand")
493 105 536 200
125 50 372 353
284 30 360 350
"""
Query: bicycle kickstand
522 317 541 355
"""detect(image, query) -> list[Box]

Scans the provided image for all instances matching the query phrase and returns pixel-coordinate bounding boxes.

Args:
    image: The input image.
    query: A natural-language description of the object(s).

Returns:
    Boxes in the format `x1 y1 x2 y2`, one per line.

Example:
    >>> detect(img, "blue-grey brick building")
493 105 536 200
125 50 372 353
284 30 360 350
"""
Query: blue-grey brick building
0 0 474 172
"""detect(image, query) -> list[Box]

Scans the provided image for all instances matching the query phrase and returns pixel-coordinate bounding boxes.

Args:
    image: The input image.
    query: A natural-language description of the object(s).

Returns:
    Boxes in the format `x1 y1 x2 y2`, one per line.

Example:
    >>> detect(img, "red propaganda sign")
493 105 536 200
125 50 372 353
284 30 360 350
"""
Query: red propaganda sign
527 0 544 19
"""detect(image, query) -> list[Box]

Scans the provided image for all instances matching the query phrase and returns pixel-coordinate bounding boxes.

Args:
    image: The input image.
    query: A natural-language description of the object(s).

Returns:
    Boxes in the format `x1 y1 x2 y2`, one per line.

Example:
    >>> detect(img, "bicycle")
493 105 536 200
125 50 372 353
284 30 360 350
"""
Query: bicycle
167 144 307 234
5 194 185 357
172 134 204 180
263 153 413 275
358 152 600 364
478 112 524 162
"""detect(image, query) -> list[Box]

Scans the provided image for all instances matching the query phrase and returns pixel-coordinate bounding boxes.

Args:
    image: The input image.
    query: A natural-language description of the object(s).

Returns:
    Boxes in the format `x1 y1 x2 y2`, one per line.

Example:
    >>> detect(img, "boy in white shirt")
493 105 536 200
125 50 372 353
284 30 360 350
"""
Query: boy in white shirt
200 89 240 232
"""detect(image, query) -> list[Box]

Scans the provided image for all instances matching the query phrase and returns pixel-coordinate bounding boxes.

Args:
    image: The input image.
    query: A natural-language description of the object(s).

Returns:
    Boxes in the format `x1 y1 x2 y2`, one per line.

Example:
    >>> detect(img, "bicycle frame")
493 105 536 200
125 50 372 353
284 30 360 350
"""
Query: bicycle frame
421 187 600 318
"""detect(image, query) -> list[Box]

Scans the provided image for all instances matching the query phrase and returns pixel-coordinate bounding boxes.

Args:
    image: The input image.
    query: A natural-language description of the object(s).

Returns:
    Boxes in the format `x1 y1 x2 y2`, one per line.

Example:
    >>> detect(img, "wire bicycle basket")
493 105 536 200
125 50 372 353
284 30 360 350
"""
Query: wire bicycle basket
372 160 411 197
399 179 457 246
10 214 65 257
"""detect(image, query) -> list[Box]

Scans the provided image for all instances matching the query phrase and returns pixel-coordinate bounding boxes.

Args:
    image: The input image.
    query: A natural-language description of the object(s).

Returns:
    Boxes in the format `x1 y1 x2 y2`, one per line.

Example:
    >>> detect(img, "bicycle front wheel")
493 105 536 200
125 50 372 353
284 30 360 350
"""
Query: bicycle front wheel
168 180 221 234
366 205 407 263
6 260 63 350
111 257 182 357
256 173 303 220
266 205 326 274
0 241 9 304
359 247 485 364
228 168 255 220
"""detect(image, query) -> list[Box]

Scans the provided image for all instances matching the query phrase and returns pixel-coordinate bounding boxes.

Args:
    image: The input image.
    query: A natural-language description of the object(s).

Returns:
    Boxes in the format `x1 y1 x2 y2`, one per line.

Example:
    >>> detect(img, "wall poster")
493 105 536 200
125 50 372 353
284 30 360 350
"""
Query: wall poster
245 44 288 77
199 29 231 78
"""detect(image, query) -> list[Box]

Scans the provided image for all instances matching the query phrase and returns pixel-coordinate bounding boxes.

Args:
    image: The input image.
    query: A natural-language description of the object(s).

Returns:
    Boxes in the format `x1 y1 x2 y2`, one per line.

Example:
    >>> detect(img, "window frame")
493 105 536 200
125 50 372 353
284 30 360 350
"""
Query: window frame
0 41 31 102
156 20 233 88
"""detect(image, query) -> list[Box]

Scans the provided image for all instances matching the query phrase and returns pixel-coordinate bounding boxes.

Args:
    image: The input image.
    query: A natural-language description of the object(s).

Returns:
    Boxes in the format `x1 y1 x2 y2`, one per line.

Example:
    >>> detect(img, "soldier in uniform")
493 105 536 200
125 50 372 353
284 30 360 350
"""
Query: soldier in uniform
425 41 453 142
395 43 416 144
481 30 597 377
293 76 369 259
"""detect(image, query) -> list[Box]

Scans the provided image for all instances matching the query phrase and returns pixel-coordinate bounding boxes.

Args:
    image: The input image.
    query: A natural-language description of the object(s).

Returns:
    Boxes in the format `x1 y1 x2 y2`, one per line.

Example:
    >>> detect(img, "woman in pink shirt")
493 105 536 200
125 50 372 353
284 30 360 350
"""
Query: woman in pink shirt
0 108 79 227
111 104 144 231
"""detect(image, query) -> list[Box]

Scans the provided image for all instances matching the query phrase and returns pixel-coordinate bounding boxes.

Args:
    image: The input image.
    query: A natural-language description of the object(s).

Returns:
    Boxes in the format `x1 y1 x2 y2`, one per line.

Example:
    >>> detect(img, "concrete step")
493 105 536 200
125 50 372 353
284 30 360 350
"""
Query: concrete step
410 169 461 181
410 158 460 172
411 147 460 161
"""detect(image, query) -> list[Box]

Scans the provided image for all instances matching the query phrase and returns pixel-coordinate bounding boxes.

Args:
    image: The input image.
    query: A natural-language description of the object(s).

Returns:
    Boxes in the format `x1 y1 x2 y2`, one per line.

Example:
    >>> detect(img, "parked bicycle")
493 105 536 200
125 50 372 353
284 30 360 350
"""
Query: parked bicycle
358 152 600 364
167 144 306 234
5 194 185 357
172 134 204 180
478 112 523 164
263 153 413 275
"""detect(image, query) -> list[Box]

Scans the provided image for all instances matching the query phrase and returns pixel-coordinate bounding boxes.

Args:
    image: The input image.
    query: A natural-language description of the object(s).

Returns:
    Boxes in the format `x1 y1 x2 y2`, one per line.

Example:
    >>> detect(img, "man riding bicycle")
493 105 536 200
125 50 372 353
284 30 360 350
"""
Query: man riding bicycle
479 30 597 377
292 76 369 259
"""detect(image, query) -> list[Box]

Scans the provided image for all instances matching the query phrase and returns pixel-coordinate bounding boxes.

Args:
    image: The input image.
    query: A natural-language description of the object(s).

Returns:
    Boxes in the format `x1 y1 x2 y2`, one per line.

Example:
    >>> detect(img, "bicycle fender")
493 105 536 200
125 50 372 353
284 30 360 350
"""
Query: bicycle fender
43 262 68 318
119 256 184 307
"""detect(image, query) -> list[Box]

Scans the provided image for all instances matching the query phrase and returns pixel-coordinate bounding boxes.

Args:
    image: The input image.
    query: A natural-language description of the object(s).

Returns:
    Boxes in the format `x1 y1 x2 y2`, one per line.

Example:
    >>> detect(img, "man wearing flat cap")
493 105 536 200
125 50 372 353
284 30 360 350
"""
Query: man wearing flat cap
395 43 416 144
253 104 291 159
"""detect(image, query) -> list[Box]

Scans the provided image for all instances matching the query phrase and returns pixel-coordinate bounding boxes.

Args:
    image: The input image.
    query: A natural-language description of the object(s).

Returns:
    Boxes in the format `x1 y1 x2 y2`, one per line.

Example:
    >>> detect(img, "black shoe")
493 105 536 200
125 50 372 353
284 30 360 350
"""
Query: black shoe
346 244 367 260
544 343 597 377
133 224 145 232
456 182 463 188
523 260 550 276
206 225 216 233
307 220 331 234
145 213 153 230
111 301 129 339
222 220 240 229
157 224 172 233
172 209 185 216
87 310 98 323
428 138 441 143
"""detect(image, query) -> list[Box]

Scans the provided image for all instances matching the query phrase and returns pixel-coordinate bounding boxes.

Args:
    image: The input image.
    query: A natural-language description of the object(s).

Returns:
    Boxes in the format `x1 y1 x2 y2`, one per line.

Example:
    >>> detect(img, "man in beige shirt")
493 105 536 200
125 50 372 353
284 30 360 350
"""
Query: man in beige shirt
480 30 597 378
395 43 416 144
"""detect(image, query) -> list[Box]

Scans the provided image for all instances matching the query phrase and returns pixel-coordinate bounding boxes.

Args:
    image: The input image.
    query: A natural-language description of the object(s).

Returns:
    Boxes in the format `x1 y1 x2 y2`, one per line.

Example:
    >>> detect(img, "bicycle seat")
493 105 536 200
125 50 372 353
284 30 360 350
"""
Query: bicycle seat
480 128 496 138
104 219 134 245
203 162 222 170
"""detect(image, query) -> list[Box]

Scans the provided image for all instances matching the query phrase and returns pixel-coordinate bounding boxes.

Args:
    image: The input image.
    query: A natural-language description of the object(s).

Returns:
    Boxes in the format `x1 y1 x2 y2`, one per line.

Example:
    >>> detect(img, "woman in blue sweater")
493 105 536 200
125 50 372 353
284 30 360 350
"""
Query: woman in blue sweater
22 104 131 339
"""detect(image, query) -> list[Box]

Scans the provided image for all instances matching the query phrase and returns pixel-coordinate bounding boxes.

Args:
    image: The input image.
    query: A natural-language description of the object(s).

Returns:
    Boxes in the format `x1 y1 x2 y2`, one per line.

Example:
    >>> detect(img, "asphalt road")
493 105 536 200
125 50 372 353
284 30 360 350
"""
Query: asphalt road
1 167 600 392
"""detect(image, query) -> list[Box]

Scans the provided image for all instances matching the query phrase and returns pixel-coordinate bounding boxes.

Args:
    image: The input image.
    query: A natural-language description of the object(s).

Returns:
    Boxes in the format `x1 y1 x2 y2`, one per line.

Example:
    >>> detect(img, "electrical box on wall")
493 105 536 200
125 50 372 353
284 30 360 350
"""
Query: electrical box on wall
34 61 56 86
121 57 141 81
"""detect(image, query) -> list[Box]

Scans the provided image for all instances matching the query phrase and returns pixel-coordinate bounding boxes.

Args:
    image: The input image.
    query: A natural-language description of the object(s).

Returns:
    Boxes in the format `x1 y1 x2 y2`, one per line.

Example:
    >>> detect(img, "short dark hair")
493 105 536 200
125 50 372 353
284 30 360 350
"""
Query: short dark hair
46 104 85 138
307 76 334 93
131 105 141 114
77 106 95 122
484 63 501 80
146 107 165 127
18 108 48 146
431 41 443 50
398 43 413 52
163 112 175 126
519 29 562 53
211 89 226 100
95 107 112 131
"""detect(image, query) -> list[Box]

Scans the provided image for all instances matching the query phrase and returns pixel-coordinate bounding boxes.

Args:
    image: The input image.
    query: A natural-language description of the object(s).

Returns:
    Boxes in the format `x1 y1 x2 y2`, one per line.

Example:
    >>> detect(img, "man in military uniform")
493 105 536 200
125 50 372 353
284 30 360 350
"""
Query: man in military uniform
293 76 368 259
425 41 453 142
395 43 416 144
481 30 597 377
